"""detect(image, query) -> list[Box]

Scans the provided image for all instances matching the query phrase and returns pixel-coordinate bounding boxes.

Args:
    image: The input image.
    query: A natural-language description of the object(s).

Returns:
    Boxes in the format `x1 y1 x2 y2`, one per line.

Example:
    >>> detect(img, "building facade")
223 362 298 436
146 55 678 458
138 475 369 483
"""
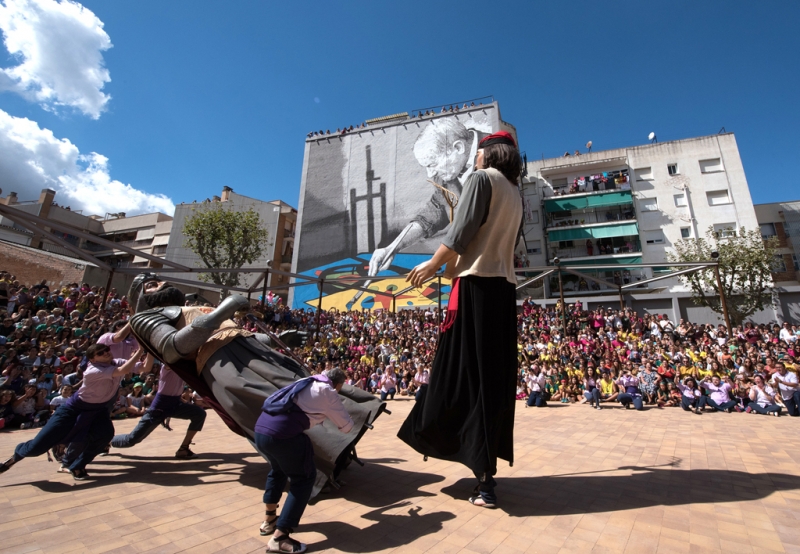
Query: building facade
164 186 296 299
519 133 796 323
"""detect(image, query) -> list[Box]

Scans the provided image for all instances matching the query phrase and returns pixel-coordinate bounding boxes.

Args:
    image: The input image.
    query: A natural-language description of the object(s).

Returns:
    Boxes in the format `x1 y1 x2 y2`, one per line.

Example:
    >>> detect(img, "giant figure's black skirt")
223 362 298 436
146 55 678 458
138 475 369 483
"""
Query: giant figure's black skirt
397 275 517 476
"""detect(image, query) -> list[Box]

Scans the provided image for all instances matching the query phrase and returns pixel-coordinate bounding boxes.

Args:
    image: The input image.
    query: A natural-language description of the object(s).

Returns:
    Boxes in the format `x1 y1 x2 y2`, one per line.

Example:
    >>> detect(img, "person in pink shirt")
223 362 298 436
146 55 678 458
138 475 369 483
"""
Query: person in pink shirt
1 343 151 480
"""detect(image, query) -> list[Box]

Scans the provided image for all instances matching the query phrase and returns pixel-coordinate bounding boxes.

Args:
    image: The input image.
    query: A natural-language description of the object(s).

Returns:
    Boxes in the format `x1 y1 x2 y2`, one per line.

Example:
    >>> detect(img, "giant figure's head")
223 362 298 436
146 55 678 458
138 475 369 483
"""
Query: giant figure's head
413 119 473 182
128 273 186 313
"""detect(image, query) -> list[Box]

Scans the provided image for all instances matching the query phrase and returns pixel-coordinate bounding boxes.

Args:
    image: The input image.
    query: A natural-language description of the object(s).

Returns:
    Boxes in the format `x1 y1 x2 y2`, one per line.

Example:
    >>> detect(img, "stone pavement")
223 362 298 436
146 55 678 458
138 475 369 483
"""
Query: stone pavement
2 397 800 554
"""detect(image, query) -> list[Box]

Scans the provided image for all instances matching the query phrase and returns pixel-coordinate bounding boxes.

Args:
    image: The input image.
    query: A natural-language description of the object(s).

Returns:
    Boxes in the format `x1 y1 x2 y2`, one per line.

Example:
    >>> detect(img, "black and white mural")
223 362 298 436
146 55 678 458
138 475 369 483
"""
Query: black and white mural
292 104 502 310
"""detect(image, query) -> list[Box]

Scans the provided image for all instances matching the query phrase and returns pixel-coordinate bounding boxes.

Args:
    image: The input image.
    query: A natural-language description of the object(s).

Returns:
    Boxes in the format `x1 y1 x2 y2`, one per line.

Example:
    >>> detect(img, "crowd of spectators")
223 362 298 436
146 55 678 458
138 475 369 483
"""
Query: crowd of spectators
3 268 800 438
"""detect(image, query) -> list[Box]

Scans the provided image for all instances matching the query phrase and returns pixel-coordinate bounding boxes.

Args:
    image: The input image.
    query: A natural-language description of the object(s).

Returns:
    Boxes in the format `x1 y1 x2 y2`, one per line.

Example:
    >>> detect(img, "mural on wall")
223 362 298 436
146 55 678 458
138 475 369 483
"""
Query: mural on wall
293 105 500 309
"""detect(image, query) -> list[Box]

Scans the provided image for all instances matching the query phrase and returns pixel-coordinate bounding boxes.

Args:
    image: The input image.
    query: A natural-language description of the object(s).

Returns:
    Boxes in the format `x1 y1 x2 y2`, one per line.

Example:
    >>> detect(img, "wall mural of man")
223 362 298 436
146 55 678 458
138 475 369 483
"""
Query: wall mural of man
292 104 502 309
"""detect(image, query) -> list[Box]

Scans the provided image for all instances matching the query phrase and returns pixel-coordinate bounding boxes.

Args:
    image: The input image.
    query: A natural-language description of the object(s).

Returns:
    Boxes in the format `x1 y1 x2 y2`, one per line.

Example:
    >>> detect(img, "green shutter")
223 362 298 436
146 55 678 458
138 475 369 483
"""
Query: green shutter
561 256 643 267
548 222 639 242
585 191 633 208
544 197 588 212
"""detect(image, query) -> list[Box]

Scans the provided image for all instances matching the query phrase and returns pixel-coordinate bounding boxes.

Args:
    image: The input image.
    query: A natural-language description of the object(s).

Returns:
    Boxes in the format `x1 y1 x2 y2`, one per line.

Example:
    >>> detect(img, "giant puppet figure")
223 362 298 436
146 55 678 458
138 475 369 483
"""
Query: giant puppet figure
126 273 385 490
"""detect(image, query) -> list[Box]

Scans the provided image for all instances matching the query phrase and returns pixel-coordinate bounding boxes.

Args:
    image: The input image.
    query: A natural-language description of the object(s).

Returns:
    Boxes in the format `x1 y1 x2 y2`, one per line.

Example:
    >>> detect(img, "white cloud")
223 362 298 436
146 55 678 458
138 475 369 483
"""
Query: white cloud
0 0 111 118
0 109 174 215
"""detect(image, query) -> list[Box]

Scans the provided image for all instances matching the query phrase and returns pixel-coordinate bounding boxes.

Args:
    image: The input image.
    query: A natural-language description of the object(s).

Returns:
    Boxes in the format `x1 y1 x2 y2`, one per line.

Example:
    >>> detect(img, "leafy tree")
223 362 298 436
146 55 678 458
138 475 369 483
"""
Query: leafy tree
667 226 779 326
183 202 269 293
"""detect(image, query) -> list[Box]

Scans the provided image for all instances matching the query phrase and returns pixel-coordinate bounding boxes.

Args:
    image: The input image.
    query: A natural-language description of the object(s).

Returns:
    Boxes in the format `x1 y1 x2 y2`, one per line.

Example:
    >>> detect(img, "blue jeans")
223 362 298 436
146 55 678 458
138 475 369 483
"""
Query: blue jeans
111 402 206 448
14 403 113 472
380 388 396 401
255 432 316 532
527 390 547 407
782 391 800 417
681 396 707 411
584 388 601 407
747 402 782 415
618 393 643 410
706 398 737 412
415 384 427 402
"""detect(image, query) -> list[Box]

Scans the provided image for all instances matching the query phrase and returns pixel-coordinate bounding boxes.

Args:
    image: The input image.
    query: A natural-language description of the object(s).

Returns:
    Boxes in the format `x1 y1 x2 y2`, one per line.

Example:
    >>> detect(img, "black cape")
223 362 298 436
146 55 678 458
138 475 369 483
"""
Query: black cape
397 276 517 477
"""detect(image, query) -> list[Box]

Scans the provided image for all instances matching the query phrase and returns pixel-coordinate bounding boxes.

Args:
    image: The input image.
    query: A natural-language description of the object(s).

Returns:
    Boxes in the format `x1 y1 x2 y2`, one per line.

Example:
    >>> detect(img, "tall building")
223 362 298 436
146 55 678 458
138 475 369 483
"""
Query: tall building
291 100 518 310
754 201 800 319
519 133 790 323
165 186 296 299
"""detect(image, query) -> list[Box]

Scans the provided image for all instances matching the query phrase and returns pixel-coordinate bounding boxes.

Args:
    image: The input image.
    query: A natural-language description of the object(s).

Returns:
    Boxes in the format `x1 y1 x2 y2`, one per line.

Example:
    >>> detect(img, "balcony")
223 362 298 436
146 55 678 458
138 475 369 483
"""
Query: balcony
544 189 634 213
549 267 650 297
548 239 642 263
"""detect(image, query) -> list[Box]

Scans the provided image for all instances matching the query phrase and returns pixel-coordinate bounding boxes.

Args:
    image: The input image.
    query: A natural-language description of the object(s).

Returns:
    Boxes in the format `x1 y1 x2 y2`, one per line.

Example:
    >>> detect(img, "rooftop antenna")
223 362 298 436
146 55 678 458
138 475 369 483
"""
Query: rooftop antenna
648 132 657 143
586 141 593 152
718 126 726 134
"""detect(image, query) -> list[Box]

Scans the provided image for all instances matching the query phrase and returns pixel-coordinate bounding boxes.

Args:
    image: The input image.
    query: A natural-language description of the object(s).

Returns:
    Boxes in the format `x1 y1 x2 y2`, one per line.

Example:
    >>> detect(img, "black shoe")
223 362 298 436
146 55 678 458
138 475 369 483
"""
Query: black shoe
175 446 196 459
0 457 16 474
70 468 89 480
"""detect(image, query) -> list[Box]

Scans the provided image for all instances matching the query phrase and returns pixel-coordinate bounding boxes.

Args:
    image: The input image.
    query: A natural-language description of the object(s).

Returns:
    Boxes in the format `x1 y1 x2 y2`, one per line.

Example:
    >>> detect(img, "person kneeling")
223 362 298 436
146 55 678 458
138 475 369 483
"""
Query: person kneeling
255 368 354 554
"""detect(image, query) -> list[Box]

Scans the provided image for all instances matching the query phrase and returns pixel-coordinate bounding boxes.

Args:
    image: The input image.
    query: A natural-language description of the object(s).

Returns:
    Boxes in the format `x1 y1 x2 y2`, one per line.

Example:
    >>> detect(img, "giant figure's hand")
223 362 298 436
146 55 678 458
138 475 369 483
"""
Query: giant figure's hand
368 246 395 277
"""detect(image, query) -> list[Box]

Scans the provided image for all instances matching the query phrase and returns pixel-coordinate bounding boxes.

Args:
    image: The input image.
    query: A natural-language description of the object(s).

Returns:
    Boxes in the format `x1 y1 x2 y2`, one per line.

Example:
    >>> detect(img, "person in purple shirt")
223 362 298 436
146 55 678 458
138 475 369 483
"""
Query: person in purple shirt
0 343 151 480
97 320 139 361
255 368 354 554
616 370 644 410
675 376 706 414
700 376 737 413
109 363 206 458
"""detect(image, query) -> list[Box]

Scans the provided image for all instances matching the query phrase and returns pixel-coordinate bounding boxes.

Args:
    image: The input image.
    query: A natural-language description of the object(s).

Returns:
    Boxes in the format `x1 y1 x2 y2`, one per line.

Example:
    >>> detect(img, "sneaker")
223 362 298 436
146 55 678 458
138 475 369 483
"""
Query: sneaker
70 468 89 481
734 406 744 413
772 411 779 417
19 422 32 430
745 406 752 413
595 405 602 410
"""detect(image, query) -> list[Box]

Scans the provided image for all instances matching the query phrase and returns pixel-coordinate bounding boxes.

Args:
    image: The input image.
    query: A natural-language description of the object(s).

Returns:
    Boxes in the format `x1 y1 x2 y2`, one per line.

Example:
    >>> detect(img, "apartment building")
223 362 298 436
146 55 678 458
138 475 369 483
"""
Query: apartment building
519 133 788 323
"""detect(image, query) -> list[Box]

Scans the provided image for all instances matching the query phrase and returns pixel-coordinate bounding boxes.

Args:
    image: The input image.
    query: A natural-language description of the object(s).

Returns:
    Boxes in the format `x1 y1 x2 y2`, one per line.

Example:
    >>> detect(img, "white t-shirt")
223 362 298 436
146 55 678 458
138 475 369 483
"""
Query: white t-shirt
771 371 798 401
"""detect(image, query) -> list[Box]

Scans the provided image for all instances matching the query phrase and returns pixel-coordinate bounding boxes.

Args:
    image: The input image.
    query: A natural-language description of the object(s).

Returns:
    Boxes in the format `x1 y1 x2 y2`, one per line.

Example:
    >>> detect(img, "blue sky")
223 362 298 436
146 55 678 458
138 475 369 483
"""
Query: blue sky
0 0 797 216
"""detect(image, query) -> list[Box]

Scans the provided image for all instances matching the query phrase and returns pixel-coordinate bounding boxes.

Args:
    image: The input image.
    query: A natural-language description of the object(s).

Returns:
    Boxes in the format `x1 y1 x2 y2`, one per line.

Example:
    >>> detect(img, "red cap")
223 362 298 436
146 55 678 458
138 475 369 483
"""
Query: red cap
479 130 517 149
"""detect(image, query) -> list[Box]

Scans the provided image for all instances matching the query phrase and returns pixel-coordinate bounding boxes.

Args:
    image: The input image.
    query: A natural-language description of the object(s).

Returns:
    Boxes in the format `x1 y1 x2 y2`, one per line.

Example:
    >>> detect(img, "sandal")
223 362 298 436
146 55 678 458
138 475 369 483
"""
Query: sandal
260 507 279 536
468 496 497 509
175 446 196 459
57 465 71 474
267 534 307 553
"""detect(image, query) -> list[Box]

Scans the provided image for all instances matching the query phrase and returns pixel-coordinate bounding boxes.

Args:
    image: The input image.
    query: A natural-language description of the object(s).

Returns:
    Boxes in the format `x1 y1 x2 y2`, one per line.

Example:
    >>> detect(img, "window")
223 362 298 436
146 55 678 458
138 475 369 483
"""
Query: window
794 254 799 271
680 227 691 238
529 210 539 224
707 190 731 206
640 197 659 212
552 177 568 192
667 163 679 176
527 240 542 255
760 223 777 239
699 158 724 173
713 223 737 238
635 167 653 180
644 230 665 245
558 240 574 248
774 255 787 273
674 193 687 207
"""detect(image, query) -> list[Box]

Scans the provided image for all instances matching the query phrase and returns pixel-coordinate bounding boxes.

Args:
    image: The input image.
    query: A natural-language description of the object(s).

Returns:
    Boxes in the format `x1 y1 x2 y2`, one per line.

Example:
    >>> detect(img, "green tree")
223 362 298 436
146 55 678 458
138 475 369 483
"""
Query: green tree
183 202 269 292
667 226 780 326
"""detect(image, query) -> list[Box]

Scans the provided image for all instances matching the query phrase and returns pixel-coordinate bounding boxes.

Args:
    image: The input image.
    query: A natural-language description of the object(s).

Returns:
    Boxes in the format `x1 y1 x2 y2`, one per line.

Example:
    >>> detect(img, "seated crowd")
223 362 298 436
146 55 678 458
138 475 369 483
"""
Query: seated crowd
2 269 800 439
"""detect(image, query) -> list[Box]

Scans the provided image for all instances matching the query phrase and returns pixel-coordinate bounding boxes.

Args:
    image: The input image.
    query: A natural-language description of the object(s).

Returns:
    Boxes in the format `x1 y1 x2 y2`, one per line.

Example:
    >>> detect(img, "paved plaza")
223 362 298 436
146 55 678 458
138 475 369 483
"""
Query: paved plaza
2 398 800 554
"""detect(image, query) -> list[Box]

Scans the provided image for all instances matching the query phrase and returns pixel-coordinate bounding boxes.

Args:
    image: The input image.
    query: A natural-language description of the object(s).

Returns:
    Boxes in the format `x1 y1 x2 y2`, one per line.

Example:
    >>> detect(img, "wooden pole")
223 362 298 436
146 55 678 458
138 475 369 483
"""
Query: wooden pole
315 277 324 341
557 265 567 333
714 263 732 331
101 268 115 311
261 271 269 308
618 288 625 311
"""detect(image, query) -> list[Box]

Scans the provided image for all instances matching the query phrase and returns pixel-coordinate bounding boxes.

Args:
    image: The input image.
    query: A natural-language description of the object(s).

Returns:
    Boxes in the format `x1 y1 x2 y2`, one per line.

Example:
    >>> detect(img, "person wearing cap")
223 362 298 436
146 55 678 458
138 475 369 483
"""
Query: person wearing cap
0 344 152 479
399 130 523 508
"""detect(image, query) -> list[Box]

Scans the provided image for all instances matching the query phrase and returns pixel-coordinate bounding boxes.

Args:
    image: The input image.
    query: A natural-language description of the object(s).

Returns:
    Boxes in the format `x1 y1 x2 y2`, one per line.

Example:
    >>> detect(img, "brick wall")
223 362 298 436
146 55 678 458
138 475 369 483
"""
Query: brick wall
0 242 88 288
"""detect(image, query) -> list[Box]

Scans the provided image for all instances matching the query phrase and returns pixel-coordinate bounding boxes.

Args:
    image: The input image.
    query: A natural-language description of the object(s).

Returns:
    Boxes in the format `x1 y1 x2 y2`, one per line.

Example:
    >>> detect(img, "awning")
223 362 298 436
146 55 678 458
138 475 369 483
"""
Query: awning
151 235 170 246
544 190 633 213
548 222 638 241
562 256 643 267
132 256 149 263
135 228 155 241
